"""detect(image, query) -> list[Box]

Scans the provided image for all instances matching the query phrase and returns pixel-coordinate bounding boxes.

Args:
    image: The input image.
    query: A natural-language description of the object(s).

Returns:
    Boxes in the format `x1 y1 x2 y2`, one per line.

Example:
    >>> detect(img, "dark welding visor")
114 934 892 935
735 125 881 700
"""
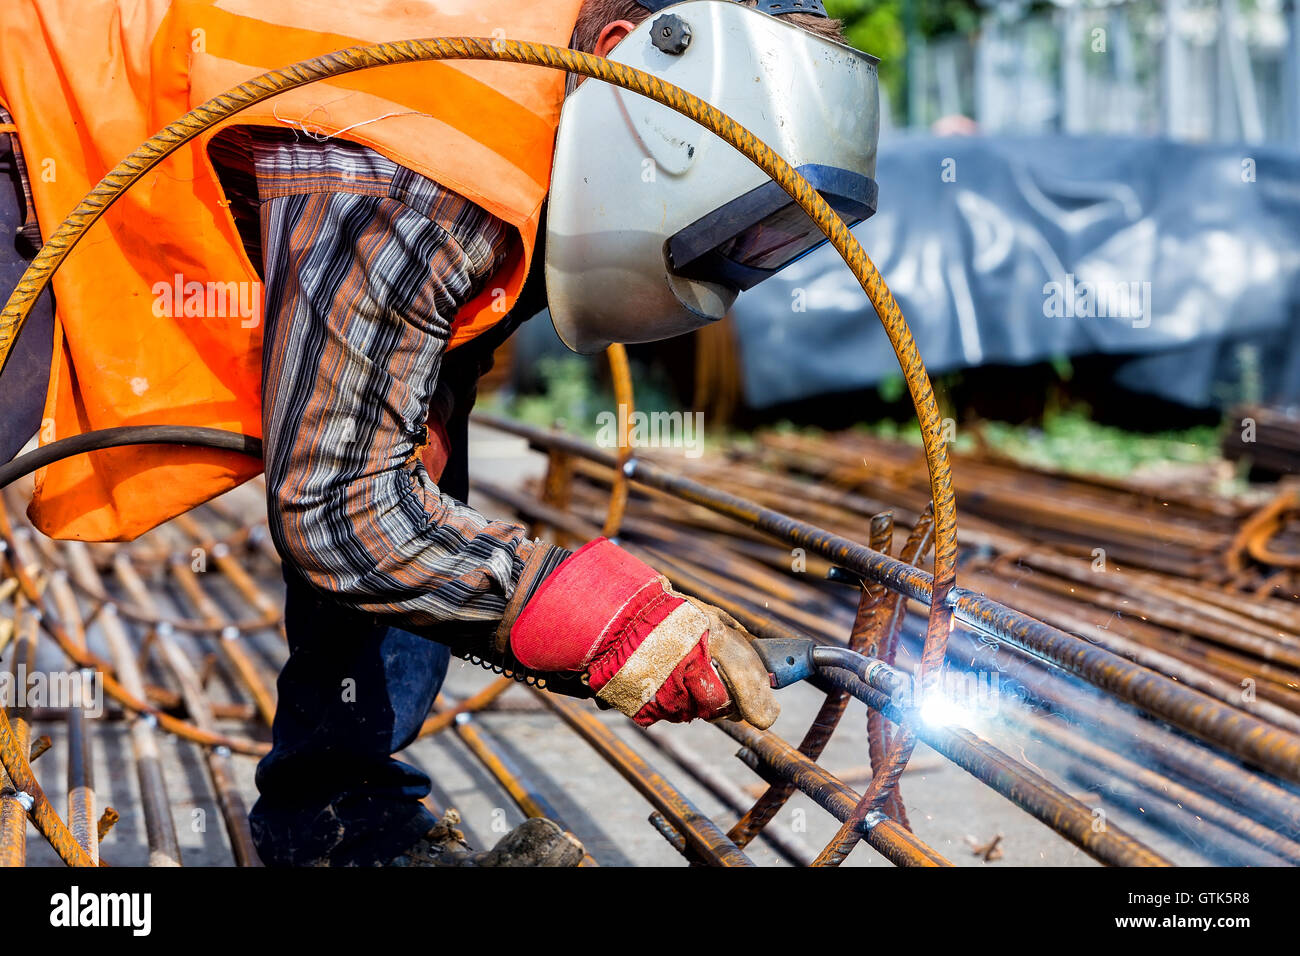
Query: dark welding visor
664 164 878 292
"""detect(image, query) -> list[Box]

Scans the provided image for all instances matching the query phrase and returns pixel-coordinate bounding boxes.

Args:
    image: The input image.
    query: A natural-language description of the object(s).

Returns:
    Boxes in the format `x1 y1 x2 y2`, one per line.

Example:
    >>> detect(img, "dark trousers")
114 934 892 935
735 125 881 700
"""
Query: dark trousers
247 572 450 866
249 414 473 867
0 130 55 465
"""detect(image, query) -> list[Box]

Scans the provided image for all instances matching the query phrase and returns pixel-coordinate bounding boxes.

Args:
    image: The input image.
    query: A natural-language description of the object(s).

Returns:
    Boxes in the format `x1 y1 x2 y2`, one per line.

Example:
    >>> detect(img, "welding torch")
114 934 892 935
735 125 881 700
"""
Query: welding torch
750 637 910 695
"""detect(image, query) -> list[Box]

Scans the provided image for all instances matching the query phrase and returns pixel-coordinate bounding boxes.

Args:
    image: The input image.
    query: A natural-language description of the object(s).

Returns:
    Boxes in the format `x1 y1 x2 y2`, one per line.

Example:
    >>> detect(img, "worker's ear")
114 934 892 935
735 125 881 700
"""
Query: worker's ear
594 20 635 57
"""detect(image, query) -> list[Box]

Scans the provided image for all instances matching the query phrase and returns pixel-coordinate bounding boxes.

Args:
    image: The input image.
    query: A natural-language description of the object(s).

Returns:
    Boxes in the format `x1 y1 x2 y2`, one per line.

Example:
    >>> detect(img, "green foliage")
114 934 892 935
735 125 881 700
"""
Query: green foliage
971 408 1224 477
485 360 1230 484
480 355 681 438
482 356 599 433
875 372 906 403
859 405 1224 478
826 0 983 115
827 0 907 99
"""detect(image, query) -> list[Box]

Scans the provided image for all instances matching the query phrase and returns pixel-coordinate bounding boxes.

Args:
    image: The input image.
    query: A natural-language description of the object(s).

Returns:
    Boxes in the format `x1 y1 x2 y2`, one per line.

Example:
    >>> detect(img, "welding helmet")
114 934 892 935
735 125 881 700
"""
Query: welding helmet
545 0 880 354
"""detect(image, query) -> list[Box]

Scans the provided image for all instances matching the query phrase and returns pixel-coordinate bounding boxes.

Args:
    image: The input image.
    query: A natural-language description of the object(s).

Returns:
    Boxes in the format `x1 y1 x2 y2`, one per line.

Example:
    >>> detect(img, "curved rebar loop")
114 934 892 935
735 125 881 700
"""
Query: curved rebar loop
814 507 936 865
0 36 957 864
602 343 634 539
864 507 935 824
726 512 893 848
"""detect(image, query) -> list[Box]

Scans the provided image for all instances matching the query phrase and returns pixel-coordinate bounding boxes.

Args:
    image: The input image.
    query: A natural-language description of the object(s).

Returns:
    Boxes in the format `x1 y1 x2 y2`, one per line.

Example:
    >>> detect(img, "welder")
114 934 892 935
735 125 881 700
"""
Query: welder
0 0 880 865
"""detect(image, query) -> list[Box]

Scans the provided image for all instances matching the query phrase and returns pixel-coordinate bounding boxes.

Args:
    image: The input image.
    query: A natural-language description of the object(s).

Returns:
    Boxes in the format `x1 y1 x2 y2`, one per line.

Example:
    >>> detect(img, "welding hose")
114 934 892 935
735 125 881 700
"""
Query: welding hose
0 426 262 489
0 37 957 866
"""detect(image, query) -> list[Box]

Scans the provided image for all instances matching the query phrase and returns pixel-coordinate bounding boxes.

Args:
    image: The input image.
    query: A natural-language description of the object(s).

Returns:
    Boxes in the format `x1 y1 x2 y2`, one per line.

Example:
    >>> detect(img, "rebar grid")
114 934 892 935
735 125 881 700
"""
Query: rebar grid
3 418 1299 866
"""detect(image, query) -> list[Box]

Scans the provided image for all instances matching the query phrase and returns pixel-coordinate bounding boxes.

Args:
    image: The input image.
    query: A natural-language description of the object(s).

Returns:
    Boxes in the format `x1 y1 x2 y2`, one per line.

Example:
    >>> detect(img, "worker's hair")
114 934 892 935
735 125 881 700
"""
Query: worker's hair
571 0 845 55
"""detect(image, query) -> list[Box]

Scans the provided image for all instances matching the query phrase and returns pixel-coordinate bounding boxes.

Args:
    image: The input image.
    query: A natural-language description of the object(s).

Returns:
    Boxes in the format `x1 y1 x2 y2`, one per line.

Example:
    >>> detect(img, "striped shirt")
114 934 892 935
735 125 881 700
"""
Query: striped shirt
0 104 42 252
211 126 566 643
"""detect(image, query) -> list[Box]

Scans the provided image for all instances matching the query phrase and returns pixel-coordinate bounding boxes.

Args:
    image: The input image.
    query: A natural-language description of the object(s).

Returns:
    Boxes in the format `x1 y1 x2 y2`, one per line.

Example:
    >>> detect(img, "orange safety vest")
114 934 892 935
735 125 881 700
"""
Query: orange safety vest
0 0 584 541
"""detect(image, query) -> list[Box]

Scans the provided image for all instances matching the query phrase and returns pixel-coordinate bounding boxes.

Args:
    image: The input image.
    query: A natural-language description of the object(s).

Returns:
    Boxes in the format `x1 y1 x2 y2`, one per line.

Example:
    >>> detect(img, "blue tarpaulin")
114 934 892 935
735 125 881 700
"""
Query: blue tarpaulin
730 135 1300 409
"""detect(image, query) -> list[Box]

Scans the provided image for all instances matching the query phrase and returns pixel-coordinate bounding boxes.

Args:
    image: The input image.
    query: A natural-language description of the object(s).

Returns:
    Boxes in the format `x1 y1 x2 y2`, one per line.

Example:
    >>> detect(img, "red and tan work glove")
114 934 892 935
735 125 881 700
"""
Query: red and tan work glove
501 538 780 729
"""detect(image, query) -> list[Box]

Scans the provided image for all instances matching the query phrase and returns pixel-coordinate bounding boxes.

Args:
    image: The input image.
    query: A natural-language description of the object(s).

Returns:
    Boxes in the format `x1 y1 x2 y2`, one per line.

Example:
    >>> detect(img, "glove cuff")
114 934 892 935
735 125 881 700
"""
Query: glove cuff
509 537 661 672
510 538 731 724
493 540 572 656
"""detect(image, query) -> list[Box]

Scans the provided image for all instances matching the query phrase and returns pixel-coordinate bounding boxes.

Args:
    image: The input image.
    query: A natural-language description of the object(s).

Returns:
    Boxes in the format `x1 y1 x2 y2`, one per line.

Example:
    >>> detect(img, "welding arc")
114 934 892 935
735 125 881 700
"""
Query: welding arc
0 37 957 865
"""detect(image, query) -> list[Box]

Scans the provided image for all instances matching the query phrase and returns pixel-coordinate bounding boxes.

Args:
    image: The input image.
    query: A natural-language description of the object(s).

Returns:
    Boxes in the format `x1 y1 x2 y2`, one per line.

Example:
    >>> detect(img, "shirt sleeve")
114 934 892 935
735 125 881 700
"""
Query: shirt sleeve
257 172 566 638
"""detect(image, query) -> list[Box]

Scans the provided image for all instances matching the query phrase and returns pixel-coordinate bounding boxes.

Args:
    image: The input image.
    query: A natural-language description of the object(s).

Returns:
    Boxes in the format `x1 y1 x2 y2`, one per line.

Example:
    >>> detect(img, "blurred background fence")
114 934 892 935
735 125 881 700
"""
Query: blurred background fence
868 0 1299 145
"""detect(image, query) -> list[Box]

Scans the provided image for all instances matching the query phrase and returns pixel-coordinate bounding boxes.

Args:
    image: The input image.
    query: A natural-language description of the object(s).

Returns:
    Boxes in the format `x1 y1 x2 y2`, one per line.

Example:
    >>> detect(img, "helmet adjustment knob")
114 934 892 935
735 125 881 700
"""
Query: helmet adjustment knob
650 14 692 56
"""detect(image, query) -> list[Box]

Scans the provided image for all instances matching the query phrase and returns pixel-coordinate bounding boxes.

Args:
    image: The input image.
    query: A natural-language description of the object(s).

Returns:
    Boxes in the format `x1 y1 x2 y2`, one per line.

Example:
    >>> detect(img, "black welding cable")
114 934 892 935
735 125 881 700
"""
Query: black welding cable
0 425 262 489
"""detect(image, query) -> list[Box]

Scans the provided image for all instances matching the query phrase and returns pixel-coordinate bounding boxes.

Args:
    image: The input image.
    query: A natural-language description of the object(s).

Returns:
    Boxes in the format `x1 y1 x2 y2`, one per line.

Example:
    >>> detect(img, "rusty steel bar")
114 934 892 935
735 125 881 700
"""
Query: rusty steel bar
601 343 634 540
96 807 120 843
449 712 561 824
115 555 261 867
538 692 755 867
64 684 98 865
1018 706 1300 865
32 544 268 756
648 810 691 857
472 474 1173 865
999 549 1300 661
159 552 279 727
32 606 267 754
473 414 1300 787
62 547 182 867
0 596 95 867
537 448 576 550
441 704 597 867
1229 488 1300 572
974 560 1300 704
949 621 1300 838
815 509 931 864
0 600 37 867
717 720 951 867
967 572 1300 732
31 525 279 636
729 511 901 851
1064 760 1288 867
867 509 931 826
171 513 284 625
420 677 514 739
53 581 100 866
811 660 1172 866
637 723 817 866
